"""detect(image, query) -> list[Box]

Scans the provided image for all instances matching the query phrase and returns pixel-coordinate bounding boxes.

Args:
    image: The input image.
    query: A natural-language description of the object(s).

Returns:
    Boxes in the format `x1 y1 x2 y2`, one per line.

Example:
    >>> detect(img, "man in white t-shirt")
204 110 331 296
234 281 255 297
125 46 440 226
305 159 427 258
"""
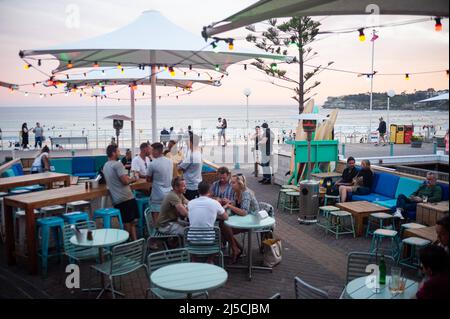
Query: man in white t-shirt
131 142 152 178
188 181 228 264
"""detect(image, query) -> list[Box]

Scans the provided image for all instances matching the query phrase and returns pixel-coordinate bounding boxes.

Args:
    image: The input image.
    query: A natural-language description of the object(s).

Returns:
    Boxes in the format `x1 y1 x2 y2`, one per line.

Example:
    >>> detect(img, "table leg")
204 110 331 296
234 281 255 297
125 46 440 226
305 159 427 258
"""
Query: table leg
355 215 363 237
64 177 71 188
248 230 252 281
4 204 16 266
25 207 38 275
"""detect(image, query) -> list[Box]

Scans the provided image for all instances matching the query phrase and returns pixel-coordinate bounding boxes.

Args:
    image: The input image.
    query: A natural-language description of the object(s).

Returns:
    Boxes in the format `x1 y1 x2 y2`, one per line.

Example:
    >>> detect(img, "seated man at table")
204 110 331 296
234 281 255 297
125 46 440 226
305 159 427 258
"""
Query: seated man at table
335 156 358 187
103 144 139 241
393 172 442 219
156 176 189 238
210 166 235 205
434 214 449 253
416 245 449 299
188 181 229 264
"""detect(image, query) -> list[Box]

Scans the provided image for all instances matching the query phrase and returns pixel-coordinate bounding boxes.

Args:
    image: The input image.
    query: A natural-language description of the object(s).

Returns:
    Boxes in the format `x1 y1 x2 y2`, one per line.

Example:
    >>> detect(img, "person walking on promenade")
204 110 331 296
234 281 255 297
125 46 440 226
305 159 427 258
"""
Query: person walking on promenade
375 117 387 146
20 123 29 149
32 122 44 149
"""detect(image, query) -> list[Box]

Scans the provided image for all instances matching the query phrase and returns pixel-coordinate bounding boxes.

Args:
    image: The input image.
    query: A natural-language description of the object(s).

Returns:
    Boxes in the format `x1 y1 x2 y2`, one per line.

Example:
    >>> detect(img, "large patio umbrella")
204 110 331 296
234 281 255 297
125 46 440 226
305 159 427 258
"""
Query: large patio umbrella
416 92 449 103
20 10 287 141
56 67 219 153
203 0 449 37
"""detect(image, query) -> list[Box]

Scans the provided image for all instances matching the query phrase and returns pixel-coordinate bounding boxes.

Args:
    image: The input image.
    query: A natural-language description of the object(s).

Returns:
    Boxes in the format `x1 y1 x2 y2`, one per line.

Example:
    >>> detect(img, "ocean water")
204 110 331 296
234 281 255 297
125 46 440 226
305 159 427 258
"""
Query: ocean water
0 104 448 146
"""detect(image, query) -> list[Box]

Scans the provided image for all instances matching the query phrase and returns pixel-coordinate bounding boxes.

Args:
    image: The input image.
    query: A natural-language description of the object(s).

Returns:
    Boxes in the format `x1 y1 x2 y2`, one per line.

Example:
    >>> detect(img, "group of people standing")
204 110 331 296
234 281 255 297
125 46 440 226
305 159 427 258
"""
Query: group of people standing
20 122 44 149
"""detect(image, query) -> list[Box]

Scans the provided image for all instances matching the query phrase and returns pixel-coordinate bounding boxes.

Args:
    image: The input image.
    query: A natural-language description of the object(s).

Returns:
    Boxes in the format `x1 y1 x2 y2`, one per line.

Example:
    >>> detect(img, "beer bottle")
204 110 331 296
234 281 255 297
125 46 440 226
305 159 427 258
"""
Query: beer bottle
379 255 386 285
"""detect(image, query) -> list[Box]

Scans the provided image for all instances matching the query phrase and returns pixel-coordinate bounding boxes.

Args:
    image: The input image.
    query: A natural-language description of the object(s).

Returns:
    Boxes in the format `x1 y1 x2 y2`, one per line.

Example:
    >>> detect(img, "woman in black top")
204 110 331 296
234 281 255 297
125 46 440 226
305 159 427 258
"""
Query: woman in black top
339 159 373 202
21 122 29 149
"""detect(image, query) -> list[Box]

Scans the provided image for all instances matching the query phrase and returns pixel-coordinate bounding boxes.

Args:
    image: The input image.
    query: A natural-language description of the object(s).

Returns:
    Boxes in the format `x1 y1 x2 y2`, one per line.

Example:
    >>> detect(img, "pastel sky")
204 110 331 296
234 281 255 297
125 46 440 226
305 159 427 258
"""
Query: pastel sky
0 0 448 107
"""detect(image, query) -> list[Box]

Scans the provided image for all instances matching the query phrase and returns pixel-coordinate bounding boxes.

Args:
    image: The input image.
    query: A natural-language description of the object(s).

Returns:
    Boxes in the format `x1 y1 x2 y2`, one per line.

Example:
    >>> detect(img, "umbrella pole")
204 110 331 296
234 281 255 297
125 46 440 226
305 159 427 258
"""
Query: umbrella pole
130 87 136 156
151 63 157 143
95 95 99 149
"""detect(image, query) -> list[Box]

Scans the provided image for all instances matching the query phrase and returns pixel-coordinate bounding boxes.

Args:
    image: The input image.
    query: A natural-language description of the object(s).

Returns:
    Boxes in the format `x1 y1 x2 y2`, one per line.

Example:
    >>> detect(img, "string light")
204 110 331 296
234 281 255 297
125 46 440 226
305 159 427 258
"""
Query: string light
121 68 124 73
270 63 278 71
446 70 449 77
228 39 234 50
244 64 247 71
169 67 175 76
131 82 138 91
435 17 443 32
358 28 366 42
93 61 99 67
24 92 28 96
23 64 31 70
215 64 220 71
37 59 41 67
189 65 192 70
117 62 122 69
211 41 220 53
101 86 106 95
67 60 73 68
405 73 410 80
39 93 44 98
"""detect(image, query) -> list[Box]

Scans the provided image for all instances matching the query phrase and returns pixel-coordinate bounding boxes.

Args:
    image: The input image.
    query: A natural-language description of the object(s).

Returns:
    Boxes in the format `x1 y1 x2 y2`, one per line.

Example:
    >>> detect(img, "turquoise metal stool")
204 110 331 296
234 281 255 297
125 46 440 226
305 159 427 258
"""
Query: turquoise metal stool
62 212 90 225
328 210 355 239
316 206 340 232
365 212 394 238
93 208 123 229
136 197 149 238
283 191 300 214
277 188 294 209
40 205 66 217
36 216 65 275
369 229 400 260
398 236 431 269
324 194 340 206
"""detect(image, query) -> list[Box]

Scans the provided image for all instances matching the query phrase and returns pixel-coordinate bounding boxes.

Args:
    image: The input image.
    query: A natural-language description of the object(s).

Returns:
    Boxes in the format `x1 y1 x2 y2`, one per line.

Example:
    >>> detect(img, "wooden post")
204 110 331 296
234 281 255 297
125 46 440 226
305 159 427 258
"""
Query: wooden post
4 204 16 265
25 206 38 274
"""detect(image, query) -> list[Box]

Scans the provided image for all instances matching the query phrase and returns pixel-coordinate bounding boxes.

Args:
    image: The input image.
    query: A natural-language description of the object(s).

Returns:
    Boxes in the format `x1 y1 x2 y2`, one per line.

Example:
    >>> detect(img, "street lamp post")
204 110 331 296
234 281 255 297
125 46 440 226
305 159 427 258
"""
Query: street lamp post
243 88 251 165
387 90 395 141
91 88 102 150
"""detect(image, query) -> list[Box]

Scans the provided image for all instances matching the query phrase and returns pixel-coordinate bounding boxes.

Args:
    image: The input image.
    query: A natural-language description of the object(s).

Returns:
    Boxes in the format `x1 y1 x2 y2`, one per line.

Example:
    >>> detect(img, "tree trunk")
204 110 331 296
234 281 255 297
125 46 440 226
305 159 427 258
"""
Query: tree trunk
298 18 304 114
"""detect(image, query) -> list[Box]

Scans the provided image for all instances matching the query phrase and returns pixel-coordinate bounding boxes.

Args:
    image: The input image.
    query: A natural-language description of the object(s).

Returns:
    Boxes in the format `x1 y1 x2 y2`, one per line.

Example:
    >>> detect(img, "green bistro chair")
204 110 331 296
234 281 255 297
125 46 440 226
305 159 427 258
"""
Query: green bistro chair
183 226 224 268
276 188 293 210
294 276 329 299
146 248 208 299
91 238 147 299
144 208 181 250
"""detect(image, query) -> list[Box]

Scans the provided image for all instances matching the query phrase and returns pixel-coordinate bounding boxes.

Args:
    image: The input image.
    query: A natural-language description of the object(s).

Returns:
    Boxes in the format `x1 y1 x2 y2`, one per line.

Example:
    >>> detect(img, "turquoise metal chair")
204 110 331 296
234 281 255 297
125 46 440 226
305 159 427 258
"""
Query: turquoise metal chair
146 248 208 299
93 208 123 229
62 212 90 225
183 226 224 268
324 194 340 206
36 216 65 276
91 238 147 299
144 208 181 249
256 202 275 250
328 211 355 239
369 229 400 260
295 276 329 299
135 196 150 238
316 206 340 233
283 191 300 214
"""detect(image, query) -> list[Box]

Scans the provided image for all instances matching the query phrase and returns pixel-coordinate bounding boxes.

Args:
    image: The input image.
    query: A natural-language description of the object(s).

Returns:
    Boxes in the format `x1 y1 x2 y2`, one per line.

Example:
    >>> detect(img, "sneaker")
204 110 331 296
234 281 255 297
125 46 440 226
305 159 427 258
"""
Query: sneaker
393 210 404 220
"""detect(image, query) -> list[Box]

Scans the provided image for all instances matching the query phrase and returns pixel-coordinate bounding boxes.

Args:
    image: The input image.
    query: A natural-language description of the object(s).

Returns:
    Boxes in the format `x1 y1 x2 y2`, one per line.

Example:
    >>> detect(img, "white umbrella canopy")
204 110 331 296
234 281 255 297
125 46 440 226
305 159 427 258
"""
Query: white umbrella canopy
203 0 449 37
416 93 449 103
21 10 287 141
104 114 132 121
56 67 220 153
21 10 286 73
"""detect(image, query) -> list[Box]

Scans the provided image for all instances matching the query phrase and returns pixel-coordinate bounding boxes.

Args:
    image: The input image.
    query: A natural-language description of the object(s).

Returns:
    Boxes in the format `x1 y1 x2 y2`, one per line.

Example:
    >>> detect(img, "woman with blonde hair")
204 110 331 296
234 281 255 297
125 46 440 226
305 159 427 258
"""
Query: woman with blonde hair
220 174 260 263
339 159 374 202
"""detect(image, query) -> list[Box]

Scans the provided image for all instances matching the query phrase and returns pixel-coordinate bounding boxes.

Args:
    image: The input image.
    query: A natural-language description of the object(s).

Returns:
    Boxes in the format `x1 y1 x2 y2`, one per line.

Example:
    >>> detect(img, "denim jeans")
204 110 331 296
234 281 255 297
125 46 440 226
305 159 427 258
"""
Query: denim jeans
35 136 42 148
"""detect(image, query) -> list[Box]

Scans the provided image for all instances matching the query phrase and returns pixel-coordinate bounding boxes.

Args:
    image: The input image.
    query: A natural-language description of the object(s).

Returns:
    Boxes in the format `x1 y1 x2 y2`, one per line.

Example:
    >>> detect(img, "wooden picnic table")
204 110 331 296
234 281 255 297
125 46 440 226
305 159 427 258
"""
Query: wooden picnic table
416 202 449 226
3 179 150 275
404 226 437 243
336 201 392 237
311 172 342 179
0 172 71 192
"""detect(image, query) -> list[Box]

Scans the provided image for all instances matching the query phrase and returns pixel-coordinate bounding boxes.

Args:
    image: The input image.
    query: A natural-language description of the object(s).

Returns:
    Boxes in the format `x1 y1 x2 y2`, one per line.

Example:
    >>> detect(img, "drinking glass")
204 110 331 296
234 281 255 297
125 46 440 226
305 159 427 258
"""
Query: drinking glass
389 267 402 294
422 196 428 203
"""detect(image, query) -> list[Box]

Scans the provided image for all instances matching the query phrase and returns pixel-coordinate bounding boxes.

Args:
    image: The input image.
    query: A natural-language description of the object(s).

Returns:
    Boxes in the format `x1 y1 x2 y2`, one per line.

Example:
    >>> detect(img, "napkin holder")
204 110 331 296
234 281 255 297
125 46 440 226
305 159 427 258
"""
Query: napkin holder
256 210 269 220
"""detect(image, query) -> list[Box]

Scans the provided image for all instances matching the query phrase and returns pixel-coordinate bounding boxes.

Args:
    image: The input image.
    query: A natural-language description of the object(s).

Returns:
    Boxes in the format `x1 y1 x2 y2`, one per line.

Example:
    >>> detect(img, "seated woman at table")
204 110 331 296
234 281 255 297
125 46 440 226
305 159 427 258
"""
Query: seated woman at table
416 245 449 299
338 159 373 202
434 214 449 253
31 145 50 174
221 174 260 263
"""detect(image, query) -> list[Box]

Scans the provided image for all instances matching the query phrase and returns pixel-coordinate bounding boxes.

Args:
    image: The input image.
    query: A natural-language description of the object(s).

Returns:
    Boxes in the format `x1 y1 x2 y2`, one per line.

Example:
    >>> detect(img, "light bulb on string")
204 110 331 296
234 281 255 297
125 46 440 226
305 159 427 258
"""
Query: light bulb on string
446 70 449 77
131 82 138 91
228 39 234 50
24 64 31 70
189 65 192 70
435 17 443 32
215 64 220 72
211 41 220 53
117 62 122 69
405 73 410 80
358 28 366 42
24 92 28 96
65 91 69 96
270 63 278 71
169 67 175 76
244 64 247 71
37 59 41 66
93 61 99 67
121 68 124 73
39 93 44 98
67 60 73 68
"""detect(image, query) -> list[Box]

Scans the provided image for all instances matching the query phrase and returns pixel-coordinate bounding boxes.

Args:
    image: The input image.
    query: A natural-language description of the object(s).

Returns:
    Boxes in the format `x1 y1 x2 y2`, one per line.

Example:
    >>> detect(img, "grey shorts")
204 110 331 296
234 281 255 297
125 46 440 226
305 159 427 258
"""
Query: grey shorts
158 221 187 236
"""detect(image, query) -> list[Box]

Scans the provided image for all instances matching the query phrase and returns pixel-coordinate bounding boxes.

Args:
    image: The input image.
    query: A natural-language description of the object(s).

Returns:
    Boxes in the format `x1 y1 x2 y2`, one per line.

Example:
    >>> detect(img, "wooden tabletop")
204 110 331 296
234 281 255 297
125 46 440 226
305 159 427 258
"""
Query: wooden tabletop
3 178 150 209
0 172 70 191
404 226 437 242
336 201 391 214
311 172 342 179
417 201 449 213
